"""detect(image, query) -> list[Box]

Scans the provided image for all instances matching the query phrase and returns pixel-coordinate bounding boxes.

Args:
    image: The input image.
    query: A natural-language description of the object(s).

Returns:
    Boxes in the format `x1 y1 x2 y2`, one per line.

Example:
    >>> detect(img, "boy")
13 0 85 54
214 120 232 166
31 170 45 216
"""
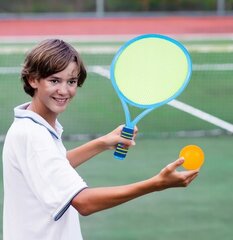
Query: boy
2 39 199 240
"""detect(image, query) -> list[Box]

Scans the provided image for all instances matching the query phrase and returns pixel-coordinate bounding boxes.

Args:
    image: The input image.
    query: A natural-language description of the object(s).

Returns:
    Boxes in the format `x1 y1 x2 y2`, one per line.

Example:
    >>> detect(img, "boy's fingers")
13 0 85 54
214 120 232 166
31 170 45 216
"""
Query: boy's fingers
167 158 185 171
190 172 199 181
183 170 199 179
184 172 199 186
119 137 136 147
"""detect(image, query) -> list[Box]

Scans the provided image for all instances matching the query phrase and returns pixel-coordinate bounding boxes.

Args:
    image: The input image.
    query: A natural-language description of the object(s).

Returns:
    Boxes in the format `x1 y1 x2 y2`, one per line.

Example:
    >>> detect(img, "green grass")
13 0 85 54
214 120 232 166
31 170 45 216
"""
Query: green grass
191 52 233 63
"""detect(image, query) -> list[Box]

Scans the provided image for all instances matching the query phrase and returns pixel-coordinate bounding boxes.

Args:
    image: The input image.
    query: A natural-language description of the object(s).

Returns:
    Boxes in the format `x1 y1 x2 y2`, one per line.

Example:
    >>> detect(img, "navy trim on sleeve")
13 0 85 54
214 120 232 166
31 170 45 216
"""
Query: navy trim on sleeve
54 187 88 221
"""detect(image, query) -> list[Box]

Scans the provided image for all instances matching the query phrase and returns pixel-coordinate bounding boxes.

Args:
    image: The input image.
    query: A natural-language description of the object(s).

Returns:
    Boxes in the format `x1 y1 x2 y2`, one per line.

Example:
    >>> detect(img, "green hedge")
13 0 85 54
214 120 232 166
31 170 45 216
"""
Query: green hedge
0 0 233 13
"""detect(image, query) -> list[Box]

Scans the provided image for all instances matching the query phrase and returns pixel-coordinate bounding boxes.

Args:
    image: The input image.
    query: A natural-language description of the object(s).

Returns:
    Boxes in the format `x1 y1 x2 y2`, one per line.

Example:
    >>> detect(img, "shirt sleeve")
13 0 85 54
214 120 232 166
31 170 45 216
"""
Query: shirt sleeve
18 123 88 221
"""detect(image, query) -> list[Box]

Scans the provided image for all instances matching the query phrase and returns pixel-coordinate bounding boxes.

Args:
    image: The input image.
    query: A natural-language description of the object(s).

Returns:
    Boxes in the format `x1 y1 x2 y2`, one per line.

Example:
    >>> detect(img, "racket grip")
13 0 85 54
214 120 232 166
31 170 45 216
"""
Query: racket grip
114 126 134 160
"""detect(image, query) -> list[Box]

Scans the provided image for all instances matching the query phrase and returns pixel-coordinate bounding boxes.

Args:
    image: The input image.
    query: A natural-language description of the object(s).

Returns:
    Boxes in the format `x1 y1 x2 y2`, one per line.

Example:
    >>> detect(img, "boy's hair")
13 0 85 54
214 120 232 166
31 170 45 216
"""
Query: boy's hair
21 39 87 97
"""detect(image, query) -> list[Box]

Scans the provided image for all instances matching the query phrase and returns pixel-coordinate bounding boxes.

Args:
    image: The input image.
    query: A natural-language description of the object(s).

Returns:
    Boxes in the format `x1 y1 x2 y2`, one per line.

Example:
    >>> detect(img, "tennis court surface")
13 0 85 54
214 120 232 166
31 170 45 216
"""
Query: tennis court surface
0 16 233 240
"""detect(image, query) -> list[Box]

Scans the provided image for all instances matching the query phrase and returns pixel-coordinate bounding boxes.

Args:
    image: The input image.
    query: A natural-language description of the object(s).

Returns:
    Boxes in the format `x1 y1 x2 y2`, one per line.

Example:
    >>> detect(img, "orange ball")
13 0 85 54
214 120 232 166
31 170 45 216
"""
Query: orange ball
179 145 204 170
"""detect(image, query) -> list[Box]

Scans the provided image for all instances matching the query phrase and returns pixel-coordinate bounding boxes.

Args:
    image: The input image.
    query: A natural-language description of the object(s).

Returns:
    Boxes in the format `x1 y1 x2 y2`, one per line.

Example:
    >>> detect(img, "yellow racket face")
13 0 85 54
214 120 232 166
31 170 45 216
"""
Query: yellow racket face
111 34 192 107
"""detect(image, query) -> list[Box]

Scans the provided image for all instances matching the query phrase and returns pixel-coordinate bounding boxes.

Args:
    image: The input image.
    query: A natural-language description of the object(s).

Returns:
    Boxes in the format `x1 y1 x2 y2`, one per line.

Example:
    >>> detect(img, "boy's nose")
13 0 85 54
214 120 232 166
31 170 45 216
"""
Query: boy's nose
57 83 68 95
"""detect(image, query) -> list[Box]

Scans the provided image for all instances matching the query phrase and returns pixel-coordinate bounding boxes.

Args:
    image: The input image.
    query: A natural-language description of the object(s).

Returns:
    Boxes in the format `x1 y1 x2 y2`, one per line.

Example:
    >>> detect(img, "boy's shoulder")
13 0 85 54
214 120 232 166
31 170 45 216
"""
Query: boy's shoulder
8 117 51 140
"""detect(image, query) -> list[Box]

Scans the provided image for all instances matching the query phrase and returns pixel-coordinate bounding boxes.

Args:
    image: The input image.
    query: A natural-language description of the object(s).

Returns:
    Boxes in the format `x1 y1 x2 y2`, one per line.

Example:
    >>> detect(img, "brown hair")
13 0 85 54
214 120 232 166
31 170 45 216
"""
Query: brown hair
21 39 87 97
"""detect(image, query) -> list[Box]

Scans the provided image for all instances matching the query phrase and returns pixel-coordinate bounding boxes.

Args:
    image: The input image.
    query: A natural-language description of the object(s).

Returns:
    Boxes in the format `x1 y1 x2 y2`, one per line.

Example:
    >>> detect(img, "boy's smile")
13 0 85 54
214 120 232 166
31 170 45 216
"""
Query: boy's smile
28 61 79 127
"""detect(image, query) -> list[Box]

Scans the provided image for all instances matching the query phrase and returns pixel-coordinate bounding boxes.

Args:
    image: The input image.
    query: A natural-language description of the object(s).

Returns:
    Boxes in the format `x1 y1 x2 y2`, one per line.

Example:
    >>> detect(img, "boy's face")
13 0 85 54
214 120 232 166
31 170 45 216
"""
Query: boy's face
29 62 79 118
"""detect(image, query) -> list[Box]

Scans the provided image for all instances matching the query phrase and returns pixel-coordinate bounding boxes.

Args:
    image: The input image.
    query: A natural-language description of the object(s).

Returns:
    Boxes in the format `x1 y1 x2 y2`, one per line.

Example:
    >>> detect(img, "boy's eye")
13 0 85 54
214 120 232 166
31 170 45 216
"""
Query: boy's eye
68 79 78 85
49 79 59 84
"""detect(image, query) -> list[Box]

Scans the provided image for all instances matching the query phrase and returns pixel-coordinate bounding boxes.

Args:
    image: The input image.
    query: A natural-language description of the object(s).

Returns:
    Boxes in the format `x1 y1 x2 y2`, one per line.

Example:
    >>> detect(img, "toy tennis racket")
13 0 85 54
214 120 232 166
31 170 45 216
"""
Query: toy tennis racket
110 34 192 160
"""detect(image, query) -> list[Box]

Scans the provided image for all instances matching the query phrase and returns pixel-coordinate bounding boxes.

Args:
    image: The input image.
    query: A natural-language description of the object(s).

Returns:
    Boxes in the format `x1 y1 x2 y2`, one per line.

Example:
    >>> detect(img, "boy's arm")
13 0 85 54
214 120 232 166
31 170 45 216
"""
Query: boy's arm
66 138 108 167
71 158 199 216
66 126 136 168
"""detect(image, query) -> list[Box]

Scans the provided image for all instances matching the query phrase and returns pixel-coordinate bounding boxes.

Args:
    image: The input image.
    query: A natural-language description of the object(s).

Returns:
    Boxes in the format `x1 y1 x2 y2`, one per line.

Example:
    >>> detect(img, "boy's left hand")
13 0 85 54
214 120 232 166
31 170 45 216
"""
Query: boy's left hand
100 125 138 150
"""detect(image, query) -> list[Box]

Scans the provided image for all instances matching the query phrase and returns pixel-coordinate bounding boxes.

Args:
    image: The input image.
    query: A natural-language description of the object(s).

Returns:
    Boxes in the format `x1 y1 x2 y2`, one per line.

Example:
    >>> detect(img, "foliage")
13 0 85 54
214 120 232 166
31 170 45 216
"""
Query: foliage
0 0 233 13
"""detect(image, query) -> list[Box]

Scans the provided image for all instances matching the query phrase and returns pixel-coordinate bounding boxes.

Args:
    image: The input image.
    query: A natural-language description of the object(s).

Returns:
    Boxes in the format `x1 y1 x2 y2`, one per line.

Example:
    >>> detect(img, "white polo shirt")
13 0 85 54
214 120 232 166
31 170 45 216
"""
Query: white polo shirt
2 102 88 240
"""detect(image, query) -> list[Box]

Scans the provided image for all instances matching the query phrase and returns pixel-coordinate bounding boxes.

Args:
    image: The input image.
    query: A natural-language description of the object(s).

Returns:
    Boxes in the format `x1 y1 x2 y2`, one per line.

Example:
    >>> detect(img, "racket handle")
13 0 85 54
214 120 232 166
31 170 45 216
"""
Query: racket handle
114 126 134 160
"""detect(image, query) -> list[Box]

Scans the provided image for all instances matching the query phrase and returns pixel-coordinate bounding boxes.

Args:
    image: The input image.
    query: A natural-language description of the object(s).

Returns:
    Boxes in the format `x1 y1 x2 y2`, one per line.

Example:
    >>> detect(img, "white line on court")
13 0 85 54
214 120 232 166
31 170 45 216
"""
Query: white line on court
0 46 119 54
1 65 232 132
0 67 21 74
1 44 233 54
91 66 233 134
0 33 233 43
167 101 233 133
1 63 233 75
193 63 233 71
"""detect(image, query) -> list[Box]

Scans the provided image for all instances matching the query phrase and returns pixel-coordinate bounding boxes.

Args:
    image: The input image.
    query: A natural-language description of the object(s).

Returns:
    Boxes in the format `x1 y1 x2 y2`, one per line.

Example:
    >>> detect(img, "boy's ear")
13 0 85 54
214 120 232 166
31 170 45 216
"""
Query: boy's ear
28 77 38 89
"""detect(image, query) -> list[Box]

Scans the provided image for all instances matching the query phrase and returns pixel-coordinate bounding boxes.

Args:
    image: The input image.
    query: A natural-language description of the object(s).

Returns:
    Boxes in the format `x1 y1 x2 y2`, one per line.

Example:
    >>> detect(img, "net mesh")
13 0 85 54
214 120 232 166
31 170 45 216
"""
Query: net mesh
0 38 233 139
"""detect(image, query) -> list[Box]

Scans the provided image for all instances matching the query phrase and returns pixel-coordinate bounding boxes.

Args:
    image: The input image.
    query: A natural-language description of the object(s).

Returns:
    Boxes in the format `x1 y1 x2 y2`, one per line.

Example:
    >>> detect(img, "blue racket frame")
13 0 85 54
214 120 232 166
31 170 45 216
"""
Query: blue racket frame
110 34 192 160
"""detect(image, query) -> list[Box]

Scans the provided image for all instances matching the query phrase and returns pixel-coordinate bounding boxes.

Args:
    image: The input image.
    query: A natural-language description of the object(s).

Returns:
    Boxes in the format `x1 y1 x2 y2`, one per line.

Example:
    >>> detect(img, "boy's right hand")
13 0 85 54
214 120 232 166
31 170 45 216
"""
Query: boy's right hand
152 158 199 191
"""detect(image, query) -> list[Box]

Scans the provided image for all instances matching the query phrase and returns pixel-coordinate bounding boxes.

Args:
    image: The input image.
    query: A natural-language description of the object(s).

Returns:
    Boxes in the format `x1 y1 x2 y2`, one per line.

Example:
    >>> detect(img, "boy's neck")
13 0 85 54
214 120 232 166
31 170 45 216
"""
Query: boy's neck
27 102 57 129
